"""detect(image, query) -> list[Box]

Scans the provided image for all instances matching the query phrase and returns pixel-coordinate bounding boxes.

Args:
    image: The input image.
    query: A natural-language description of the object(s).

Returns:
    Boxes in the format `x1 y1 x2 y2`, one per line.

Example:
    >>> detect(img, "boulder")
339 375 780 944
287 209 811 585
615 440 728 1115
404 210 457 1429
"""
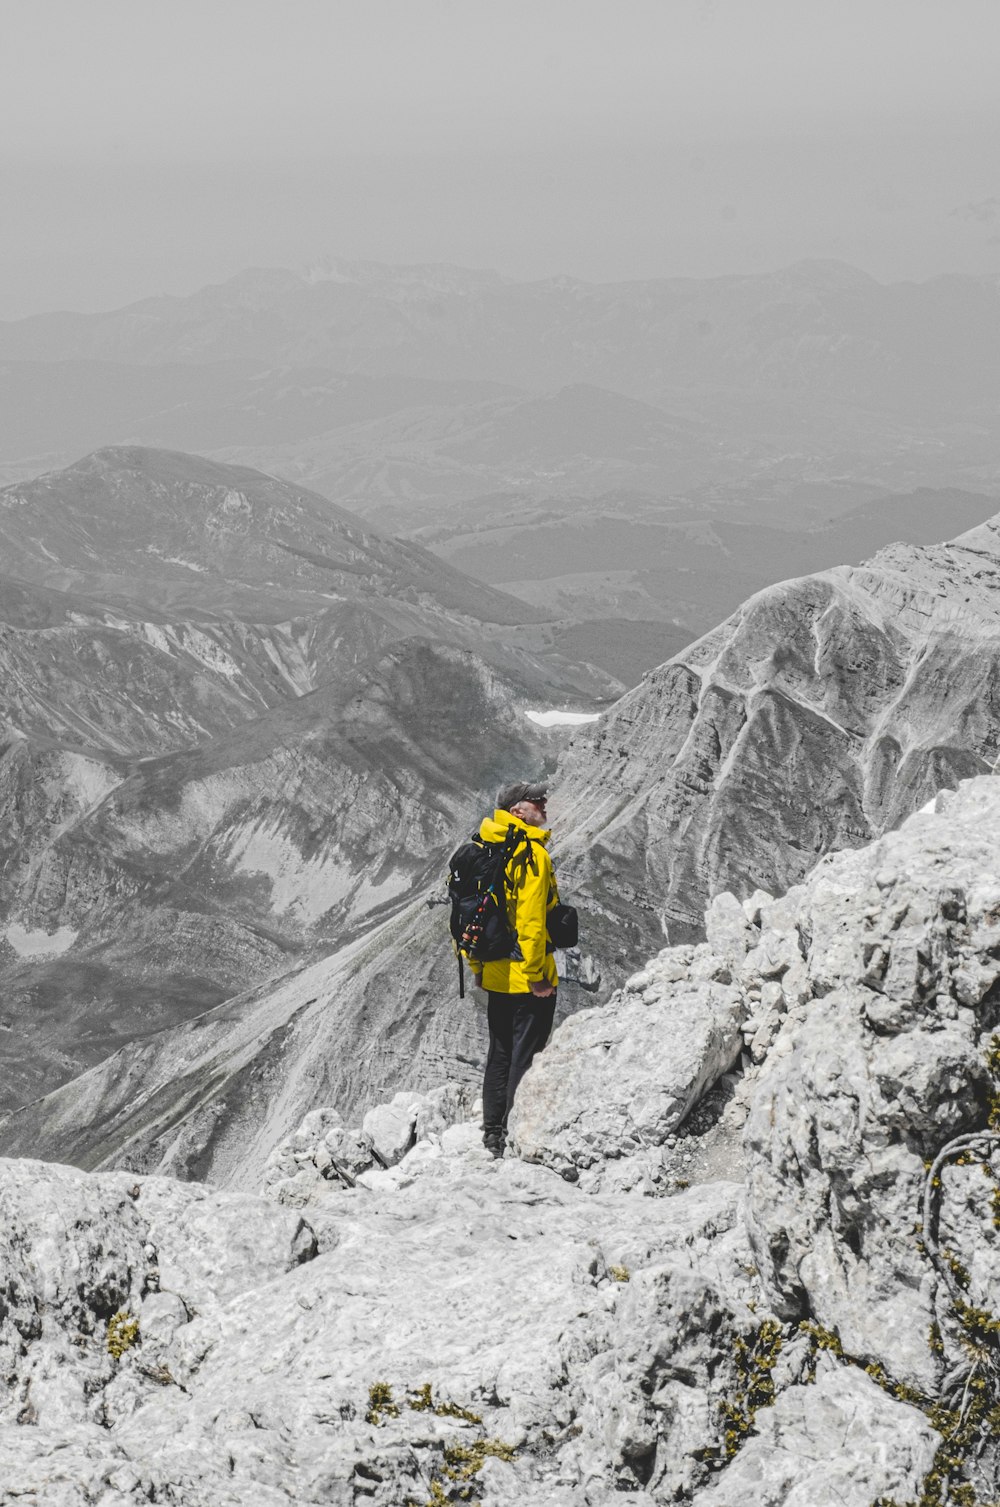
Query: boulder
362 1096 419 1167
509 981 745 1180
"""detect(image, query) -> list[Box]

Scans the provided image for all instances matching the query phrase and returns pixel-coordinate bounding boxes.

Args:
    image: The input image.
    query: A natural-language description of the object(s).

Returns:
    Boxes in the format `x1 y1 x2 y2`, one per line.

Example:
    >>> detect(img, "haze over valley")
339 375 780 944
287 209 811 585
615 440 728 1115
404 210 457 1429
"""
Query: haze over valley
2 257 999 676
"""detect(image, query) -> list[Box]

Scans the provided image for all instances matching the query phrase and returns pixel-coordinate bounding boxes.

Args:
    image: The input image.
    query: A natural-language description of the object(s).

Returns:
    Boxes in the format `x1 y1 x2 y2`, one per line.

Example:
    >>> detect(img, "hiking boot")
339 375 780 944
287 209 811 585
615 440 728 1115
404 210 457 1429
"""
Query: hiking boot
483 1131 505 1160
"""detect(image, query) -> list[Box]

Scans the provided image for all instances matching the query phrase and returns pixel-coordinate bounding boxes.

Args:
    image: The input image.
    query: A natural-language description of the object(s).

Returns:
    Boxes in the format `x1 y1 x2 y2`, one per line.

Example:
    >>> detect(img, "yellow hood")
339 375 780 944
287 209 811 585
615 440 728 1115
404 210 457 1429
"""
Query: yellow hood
479 809 551 845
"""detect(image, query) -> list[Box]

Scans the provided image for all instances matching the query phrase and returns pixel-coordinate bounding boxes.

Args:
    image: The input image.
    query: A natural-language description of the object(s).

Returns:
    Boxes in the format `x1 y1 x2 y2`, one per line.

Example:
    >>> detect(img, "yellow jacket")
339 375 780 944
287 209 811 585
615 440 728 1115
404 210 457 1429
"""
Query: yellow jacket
475 809 559 994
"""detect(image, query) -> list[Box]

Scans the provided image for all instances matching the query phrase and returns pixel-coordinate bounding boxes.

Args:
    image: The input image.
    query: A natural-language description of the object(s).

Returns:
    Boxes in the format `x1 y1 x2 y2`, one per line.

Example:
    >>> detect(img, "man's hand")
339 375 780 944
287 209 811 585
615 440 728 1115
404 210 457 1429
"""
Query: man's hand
471 972 484 990
529 979 556 998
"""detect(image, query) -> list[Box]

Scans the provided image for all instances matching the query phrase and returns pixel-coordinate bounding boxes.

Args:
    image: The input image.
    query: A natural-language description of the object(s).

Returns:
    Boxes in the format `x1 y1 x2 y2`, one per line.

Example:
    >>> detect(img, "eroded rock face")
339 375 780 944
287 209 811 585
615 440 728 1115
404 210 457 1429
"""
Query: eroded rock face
0 1159 316 1438
555 524 1000 975
744 778 1000 1391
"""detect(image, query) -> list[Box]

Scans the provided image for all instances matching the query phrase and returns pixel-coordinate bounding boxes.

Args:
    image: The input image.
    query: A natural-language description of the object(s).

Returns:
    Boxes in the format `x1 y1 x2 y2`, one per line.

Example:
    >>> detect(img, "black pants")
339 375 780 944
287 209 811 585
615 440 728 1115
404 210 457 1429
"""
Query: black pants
482 990 557 1136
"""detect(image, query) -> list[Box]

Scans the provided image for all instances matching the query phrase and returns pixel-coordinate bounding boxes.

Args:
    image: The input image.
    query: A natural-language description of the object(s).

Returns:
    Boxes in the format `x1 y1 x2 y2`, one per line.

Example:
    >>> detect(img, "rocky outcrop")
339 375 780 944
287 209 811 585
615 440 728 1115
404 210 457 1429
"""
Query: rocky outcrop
518 777 1000 1378
10 778 1000 1501
510 966 746 1186
15 1134 931 1506
261 1083 477 1204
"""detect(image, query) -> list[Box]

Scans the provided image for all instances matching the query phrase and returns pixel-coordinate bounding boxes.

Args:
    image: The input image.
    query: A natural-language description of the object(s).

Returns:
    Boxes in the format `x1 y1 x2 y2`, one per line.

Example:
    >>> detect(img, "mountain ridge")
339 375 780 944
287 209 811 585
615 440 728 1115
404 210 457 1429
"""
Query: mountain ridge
3 259 999 421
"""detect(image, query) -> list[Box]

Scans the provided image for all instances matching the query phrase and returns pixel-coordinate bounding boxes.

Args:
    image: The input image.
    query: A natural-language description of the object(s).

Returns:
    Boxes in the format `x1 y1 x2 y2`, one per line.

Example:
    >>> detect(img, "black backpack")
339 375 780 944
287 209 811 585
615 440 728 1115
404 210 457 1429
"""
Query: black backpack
447 825 529 997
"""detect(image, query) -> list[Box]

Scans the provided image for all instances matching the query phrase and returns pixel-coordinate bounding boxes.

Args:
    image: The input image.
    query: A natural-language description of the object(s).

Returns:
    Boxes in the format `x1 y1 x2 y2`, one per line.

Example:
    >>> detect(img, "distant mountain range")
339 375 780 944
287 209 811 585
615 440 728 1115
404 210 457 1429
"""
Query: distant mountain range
1 254 996 688
4 260 1000 422
1 258 996 672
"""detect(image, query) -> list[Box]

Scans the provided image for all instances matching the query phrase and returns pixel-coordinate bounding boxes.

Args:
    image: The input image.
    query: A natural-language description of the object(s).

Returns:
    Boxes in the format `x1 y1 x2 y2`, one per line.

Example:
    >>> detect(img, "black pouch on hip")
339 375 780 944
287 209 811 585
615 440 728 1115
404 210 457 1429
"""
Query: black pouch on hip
547 903 579 949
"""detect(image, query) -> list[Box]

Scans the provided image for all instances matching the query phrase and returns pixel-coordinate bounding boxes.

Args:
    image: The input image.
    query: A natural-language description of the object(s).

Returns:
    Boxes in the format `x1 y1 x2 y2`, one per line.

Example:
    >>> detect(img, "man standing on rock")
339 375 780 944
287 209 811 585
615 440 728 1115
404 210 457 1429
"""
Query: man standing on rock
471 781 559 1159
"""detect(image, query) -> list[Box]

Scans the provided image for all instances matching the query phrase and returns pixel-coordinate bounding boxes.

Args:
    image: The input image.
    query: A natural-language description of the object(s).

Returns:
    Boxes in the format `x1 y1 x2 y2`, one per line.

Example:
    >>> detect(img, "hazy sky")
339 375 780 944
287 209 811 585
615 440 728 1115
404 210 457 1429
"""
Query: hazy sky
3 0 1000 316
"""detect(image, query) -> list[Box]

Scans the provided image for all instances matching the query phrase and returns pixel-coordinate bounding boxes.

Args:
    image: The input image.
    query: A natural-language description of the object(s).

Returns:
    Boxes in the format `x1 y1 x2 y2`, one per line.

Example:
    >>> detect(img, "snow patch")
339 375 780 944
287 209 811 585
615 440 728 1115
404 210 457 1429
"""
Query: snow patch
5 924 77 959
525 709 601 727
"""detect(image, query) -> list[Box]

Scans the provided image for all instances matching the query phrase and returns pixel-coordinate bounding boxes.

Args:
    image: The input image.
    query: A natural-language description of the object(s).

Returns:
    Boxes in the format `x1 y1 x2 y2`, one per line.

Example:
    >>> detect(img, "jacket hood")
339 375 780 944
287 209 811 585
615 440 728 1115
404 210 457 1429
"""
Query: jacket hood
480 809 551 844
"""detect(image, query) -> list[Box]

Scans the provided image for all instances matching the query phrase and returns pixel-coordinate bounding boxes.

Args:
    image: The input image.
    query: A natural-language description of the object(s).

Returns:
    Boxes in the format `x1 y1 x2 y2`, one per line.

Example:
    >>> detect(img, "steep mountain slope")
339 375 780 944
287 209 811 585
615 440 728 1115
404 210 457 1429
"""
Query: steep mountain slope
0 591 325 755
0 446 617 753
0 445 548 625
0 638 558 1116
553 515 1000 972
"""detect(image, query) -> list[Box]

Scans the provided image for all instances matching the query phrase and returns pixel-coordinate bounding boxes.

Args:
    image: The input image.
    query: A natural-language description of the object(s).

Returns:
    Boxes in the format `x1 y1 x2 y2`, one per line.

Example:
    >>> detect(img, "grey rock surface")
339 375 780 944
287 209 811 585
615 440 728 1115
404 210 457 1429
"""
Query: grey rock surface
262 1082 477 1205
510 972 744 1183
690 1363 938 1507
745 777 1000 1390
0 1147 759 1505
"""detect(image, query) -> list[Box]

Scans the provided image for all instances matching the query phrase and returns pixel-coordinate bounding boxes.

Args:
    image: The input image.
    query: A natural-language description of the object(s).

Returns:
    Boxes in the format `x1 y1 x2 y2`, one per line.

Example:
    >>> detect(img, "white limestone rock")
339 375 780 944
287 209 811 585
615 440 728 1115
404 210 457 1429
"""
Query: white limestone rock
509 980 745 1180
690 1363 938 1506
705 891 757 976
0 1151 761 1505
745 777 1000 1390
263 1081 476 1204
362 1095 419 1166
16 776 1000 1502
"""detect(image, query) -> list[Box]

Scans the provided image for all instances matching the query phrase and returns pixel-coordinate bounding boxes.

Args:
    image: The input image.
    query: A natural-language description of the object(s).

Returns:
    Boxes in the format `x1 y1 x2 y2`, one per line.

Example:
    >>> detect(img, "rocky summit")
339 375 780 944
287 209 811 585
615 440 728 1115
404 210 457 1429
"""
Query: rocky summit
6 775 1000 1503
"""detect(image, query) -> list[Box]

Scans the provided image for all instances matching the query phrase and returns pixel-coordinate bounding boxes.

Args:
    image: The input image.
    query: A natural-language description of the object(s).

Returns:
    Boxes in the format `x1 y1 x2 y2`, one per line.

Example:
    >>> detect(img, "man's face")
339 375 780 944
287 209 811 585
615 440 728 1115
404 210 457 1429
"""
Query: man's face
513 795 548 825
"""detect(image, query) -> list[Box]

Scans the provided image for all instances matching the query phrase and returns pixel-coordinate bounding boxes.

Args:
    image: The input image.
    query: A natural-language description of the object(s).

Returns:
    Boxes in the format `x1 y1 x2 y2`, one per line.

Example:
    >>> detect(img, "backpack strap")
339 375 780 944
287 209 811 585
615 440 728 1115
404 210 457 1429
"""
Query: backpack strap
501 825 531 889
